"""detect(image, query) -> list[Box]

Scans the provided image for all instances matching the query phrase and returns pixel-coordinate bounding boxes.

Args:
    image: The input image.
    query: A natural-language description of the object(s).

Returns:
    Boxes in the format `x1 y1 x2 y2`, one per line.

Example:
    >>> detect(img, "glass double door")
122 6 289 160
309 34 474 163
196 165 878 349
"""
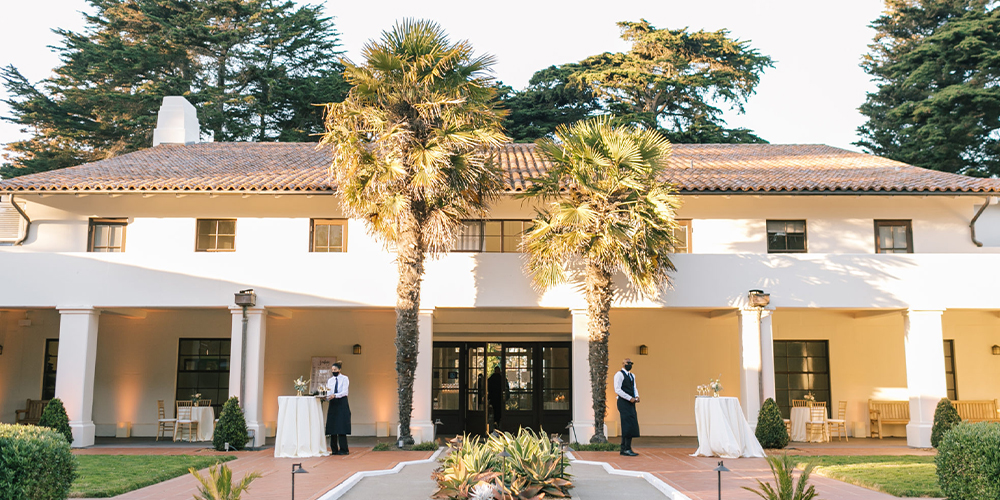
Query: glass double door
432 342 571 437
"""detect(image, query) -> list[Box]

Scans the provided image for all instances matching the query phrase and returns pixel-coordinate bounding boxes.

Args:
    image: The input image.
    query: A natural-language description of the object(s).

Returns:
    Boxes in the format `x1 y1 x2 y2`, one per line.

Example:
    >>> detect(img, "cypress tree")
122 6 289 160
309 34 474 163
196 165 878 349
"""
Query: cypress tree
213 396 249 451
931 398 962 448
38 398 74 444
756 398 789 449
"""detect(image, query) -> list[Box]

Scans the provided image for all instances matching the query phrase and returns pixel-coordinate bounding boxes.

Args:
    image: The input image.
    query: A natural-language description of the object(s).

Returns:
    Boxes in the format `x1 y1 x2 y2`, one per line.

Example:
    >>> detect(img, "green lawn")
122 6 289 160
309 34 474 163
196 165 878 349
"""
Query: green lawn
797 456 940 498
71 455 237 498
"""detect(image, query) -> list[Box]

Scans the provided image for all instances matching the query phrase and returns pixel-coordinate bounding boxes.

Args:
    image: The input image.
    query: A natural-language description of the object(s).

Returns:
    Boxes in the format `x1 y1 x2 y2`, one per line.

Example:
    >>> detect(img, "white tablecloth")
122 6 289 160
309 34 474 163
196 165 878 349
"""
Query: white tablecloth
176 407 214 442
790 406 825 442
692 397 766 458
275 396 330 458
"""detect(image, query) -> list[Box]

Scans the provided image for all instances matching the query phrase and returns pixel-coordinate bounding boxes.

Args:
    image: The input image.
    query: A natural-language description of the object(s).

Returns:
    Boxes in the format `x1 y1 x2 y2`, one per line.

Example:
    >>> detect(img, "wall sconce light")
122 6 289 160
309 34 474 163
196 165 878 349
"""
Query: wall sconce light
638 345 648 356
353 344 362 355
748 289 770 307
992 345 1000 356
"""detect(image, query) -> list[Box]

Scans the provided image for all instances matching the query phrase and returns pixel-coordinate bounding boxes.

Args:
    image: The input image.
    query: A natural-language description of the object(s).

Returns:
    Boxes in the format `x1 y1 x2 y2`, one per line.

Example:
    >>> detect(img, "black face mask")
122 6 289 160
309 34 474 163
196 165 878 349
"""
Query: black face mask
624 363 633 371
332 371 340 376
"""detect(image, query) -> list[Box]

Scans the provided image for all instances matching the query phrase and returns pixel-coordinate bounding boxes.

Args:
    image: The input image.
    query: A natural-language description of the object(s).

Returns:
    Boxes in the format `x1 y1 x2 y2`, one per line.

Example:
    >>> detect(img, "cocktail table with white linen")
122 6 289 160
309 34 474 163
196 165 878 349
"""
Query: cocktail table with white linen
175 406 214 442
692 396 766 458
275 396 330 458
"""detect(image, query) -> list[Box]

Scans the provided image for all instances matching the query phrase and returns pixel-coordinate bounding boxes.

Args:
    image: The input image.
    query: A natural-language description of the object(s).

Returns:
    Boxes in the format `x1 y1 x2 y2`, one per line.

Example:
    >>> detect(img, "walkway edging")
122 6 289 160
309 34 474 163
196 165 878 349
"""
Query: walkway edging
568 452 693 500
317 447 445 500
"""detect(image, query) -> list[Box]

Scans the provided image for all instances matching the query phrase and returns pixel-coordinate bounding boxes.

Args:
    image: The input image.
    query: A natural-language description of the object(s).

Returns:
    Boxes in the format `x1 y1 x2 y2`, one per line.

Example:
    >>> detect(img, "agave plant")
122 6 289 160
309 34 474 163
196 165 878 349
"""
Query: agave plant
189 464 262 500
742 454 819 500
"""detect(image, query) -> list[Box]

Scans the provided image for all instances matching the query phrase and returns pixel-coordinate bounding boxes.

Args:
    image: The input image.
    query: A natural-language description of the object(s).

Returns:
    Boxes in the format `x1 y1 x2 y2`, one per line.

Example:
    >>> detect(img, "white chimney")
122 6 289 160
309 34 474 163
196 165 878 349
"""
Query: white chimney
152 96 201 146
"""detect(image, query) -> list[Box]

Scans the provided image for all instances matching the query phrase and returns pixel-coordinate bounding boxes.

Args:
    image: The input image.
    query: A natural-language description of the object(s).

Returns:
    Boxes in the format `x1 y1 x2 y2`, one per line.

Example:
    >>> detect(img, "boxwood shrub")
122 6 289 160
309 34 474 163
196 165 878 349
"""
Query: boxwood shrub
756 398 789 449
930 398 961 448
0 423 77 500
213 396 249 451
38 398 73 444
936 422 1000 499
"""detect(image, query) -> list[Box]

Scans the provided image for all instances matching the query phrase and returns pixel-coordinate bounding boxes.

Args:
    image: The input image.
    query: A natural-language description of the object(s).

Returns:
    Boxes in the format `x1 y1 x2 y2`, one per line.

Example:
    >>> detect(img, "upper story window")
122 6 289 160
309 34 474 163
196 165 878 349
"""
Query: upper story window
454 220 530 253
88 218 127 252
672 220 692 254
196 219 236 252
766 220 807 253
310 219 347 252
874 220 912 253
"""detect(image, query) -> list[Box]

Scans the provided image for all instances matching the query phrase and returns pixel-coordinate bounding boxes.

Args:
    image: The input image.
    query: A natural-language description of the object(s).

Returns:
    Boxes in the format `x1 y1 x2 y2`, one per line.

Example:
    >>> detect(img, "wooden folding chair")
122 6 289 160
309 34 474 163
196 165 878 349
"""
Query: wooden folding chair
805 406 829 442
156 400 176 441
792 400 808 407
175 403 198 442
827 401 848 442
197 399 212 407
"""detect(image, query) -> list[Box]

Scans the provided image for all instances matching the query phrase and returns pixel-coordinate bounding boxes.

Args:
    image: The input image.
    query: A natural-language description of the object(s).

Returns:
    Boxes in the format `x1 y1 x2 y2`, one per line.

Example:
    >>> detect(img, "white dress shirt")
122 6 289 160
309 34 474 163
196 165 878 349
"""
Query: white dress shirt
613 369 638 401
326 374 350 399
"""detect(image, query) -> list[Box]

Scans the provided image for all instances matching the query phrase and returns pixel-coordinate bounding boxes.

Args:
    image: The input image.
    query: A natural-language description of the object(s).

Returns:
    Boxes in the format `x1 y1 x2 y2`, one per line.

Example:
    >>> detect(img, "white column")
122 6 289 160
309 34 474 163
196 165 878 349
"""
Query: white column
570 309 599 443
760 309 776 403
409 308 435 444
903 309 947 448
55 308 100 448
738 308 763 426
229 306 266 447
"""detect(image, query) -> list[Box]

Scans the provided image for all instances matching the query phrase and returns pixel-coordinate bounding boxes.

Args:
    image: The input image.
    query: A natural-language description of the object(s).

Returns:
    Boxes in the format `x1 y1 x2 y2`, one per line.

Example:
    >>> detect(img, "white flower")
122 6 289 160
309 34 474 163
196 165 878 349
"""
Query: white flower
470 483 495 500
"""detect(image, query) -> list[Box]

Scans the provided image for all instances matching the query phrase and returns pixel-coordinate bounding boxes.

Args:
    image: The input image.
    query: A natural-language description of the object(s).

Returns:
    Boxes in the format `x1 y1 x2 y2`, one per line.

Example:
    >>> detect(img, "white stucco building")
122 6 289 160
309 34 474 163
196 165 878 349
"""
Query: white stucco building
2 98 1000 449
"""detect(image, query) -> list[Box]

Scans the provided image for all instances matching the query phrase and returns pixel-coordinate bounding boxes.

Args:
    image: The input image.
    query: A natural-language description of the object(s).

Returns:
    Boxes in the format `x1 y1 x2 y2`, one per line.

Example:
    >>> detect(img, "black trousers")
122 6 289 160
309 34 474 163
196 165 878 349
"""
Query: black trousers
330 434 348 453
620 436 633 451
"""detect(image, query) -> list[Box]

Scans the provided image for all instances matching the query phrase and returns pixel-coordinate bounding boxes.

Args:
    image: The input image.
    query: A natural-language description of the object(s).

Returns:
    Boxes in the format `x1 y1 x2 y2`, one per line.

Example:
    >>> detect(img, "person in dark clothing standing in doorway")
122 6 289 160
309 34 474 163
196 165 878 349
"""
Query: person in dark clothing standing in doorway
614 358 640 456
325 362 351 455
487 368 508 429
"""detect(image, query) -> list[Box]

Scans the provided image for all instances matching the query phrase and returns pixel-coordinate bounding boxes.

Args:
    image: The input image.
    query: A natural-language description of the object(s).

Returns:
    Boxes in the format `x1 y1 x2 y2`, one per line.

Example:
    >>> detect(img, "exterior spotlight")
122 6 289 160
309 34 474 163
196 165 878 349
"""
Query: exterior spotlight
291 463 308 500
353 344 362 355
638 344 648 356
748 289 770 307
714 460 730 500
992 345 1000 355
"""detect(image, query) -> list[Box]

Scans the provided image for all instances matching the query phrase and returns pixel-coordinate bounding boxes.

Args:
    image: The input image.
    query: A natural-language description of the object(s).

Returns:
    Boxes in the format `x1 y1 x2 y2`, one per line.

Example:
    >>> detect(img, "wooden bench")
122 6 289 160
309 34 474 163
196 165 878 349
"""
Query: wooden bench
952 399 1000 423
14 399 49 425
869 399 909 439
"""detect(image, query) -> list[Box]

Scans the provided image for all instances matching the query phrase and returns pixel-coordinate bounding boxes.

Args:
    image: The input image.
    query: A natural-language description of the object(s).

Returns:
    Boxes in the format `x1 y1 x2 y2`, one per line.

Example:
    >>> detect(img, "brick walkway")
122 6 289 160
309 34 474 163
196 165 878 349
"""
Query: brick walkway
574 443 938 500
73 447 433 500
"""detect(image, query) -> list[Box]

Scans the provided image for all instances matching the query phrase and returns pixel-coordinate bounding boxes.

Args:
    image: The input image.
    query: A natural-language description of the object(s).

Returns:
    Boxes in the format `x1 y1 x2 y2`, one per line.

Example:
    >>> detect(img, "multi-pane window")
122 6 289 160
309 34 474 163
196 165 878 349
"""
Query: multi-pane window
42 339 58 400
310 219 347 252
766 220 807 253
176 339 230 414
453 220 530 253
774 340 831 418
432 346 461 410
195 219 236 252
875 220 913 253
943 340 958 400
88 218 127 252
542 346 571 410
672 220 692 253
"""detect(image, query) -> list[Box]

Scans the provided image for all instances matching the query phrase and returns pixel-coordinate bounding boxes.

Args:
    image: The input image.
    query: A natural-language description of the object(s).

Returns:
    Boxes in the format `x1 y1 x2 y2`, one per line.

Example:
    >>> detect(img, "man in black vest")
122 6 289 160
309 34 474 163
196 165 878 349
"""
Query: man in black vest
613 357 640 456
324 362 351 455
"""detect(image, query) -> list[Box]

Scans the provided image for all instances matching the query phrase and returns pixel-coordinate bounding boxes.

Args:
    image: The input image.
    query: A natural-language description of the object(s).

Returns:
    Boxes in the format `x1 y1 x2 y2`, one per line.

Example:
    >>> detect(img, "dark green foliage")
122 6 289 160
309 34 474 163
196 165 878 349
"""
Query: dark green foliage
931 398 962 448
0 423 77 500
935 422 1000 499
38 398 73 444
1 0 349 178
212 396 249 451
569 442 622 451
372 442 393 451
857 0 1000 176
499 19 772 143
756 398 790 449
410 440 440 451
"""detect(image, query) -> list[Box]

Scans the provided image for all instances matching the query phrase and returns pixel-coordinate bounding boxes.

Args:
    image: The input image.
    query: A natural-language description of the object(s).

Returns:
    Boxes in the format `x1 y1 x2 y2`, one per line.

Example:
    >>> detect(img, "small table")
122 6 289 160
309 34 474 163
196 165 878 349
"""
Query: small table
692 396 766 458
790 406 826 442
275 396 330 458
175 407 215 442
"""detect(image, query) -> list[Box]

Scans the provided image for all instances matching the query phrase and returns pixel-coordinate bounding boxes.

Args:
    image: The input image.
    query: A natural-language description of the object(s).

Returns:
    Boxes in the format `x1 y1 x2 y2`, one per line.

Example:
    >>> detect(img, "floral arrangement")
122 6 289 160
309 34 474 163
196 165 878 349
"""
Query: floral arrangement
804 392 816 402
190 393 202 403
293 376 311 396
709 377 723 396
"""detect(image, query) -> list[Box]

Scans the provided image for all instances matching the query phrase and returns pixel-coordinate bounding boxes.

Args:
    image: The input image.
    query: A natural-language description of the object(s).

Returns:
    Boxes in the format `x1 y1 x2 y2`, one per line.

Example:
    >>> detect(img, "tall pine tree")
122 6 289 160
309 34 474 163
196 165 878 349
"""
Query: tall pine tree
1 0 348 178
857 0 1000 176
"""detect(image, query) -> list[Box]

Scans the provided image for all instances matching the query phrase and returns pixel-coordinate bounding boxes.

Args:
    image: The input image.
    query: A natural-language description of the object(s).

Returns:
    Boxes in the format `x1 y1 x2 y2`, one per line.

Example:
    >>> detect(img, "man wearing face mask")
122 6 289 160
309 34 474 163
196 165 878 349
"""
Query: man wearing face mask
614 358 640 456
325 362 351 455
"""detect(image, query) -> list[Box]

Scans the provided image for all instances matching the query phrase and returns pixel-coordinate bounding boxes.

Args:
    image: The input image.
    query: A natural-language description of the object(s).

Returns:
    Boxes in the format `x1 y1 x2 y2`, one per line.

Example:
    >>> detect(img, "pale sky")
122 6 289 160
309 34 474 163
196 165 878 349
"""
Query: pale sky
0 0 887 151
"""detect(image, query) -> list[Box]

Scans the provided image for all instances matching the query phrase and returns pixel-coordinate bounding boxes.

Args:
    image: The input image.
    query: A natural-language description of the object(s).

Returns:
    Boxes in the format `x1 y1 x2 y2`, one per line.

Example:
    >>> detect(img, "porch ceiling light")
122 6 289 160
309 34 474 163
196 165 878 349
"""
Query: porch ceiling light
992 345 1000 355
748 289 770 307
638 344 649 356
353 344 362 355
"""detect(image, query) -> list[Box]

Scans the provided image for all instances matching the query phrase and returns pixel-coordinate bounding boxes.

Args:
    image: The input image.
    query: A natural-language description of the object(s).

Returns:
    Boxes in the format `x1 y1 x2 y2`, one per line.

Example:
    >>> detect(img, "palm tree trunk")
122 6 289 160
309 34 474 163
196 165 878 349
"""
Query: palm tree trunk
395 211 424 445
586 260 614 443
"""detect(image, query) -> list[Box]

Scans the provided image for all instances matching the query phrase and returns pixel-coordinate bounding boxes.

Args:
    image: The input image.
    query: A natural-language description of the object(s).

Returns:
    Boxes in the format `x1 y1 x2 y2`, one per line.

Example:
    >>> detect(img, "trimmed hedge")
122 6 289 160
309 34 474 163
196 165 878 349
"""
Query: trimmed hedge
213 396 249 451
0 423 77 500
935 422 1000 499
38 398 73 444
930 398 961 448
756 398 789 449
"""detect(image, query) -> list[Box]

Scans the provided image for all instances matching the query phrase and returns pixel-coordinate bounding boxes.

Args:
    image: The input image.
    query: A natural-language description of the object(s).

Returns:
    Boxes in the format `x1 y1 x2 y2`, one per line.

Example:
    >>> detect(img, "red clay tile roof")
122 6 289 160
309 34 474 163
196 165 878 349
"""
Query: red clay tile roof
2 142 999 194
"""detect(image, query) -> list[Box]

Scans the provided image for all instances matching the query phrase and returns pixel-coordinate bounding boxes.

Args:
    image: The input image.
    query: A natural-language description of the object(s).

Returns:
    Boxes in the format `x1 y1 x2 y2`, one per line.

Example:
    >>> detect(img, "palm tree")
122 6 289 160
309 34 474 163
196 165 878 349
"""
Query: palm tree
521 117 681 443
320 19 507 444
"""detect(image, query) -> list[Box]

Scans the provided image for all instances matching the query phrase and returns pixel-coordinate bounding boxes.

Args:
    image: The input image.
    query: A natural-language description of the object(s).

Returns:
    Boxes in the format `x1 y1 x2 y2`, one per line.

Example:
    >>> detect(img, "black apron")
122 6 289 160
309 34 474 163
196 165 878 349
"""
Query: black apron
617 370 640 438
325 376 351 435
